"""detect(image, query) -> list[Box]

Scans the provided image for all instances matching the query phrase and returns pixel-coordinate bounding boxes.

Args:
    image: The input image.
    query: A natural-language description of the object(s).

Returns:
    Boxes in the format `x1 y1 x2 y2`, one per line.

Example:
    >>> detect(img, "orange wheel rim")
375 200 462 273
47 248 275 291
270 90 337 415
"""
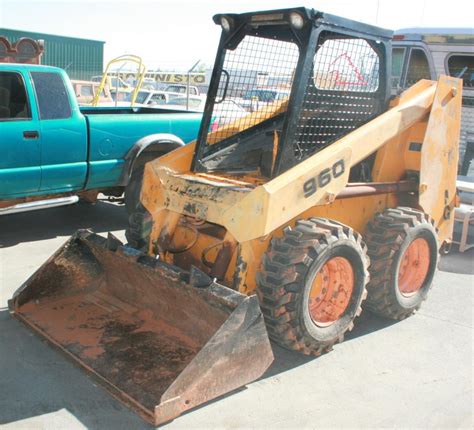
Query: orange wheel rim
308 256 354 326
398 238 430 296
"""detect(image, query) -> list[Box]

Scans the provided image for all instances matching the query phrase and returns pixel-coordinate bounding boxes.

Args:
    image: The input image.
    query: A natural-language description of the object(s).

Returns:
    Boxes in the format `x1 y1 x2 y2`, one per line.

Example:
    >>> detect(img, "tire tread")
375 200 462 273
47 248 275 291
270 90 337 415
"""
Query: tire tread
257 218 370 356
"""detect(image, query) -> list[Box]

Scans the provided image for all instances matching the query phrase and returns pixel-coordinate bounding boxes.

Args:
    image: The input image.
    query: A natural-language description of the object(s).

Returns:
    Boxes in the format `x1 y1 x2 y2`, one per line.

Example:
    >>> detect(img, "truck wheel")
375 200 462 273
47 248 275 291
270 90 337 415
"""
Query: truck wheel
125 202 152 250
124 166 145 215
256 218 369 356
364 207 439 320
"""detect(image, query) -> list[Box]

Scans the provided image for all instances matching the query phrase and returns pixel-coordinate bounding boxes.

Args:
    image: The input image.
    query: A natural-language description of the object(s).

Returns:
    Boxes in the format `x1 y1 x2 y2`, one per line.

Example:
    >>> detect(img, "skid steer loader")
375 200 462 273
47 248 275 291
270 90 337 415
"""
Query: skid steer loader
10 7 461 426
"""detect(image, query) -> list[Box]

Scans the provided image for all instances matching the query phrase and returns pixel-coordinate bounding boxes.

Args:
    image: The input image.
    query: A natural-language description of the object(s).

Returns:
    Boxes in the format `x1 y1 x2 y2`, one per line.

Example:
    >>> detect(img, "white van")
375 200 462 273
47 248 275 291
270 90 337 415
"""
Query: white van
392 28 474 175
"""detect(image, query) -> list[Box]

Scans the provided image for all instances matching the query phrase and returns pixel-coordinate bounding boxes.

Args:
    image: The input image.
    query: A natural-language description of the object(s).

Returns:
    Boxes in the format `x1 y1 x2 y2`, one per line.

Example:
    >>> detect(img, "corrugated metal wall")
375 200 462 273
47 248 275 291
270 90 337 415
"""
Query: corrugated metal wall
0 28 104 80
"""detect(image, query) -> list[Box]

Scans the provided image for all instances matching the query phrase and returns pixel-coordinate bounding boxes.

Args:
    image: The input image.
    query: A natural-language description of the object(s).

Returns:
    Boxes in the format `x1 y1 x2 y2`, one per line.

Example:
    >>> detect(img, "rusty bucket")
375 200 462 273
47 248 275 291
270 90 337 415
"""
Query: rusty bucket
9 230 273 425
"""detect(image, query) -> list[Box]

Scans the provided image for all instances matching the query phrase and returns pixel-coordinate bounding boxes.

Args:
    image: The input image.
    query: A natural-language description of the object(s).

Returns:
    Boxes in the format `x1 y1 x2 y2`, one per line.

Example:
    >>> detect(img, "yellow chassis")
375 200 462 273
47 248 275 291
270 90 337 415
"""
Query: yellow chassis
140 76 462 295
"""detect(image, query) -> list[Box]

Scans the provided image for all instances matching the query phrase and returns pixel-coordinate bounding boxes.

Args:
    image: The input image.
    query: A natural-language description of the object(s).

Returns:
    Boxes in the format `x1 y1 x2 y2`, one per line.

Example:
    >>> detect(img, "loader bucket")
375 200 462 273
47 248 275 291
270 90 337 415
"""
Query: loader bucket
9 230 273 426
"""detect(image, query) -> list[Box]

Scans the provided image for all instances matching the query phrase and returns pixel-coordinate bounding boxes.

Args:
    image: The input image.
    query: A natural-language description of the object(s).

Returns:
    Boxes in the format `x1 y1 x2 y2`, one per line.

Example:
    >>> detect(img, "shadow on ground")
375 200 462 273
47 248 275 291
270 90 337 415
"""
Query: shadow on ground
0 199 416 428
0 200 128 248
263 311 395 379
438 247 474 275
0 304 396 429
0 310 148 429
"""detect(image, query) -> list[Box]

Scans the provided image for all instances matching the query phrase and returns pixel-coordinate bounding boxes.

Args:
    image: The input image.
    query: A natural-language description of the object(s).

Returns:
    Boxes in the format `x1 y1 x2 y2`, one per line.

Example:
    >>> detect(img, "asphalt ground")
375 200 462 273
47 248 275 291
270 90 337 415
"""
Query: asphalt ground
0 200 472 429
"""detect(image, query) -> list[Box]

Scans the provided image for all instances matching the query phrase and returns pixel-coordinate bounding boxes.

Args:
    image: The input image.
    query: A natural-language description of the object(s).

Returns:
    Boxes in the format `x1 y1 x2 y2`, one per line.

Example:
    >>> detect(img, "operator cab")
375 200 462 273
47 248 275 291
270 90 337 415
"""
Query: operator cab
192 8 392 181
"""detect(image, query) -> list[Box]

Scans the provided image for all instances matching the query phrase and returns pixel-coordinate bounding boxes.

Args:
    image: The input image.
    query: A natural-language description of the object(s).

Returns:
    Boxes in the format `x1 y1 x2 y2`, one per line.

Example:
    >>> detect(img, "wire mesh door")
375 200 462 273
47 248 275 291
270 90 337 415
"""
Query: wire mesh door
293 31 383 162
204 35 300 145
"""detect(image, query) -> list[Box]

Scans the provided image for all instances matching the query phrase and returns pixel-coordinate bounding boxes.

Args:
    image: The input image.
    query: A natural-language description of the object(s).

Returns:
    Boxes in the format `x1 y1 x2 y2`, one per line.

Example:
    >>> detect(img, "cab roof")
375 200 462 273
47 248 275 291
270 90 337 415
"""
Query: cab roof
0 63 64 73
214 7 393 40
394 28 474 44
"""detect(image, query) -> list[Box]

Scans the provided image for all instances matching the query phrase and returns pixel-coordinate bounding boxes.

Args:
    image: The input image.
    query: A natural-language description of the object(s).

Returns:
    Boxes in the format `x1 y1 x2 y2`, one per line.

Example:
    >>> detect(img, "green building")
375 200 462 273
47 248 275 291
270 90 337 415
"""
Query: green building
0 28 104 80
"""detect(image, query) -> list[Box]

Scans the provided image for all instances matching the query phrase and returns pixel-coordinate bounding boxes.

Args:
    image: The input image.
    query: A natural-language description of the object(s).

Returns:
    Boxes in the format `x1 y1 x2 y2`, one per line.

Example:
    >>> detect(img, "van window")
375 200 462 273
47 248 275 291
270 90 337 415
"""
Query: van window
448 55 474 88
0 71 31 120
391 47 406 89
31 72 72 120
406 48 431 87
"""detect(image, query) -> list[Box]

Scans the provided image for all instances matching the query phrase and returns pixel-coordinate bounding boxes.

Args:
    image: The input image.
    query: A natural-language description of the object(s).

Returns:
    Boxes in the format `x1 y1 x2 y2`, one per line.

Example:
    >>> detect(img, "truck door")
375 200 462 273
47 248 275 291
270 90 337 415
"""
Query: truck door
0 70 41 197
30 71 88 192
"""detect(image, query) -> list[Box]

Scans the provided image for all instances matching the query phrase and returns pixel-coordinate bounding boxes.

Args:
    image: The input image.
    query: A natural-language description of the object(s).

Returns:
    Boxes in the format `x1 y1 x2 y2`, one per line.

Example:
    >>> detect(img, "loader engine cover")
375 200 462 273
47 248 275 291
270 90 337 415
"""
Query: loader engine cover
9 230 273 425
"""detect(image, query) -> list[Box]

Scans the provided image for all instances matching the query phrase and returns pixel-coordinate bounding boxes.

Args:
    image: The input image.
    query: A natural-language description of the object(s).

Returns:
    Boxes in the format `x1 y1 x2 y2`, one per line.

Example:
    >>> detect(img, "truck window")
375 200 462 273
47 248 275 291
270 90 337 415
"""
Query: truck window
405 48 431 87
80 85 93 97
448 55 474 88
149 93 166 104
31 72 72 120
167 85 187 94
391 47 406 89
0 71 31 120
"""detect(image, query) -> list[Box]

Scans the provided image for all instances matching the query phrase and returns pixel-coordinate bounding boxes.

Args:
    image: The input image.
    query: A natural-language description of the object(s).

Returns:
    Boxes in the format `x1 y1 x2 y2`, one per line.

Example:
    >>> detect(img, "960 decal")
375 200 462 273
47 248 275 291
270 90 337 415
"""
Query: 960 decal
303 159 345 198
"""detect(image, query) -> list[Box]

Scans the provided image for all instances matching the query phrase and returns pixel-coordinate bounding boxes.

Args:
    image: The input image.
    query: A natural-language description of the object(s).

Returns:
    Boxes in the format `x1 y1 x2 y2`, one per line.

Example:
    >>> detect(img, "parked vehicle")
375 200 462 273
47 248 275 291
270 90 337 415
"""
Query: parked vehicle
71 79 113 105
236 87 290 111
132 90 206 111
392 28 474 175
162 94 207 111
141 77 159 90
210 99 248 130
129 89 169 105
91 74 130 92
164 83 200 95
0 64 202 215
92 54 146 107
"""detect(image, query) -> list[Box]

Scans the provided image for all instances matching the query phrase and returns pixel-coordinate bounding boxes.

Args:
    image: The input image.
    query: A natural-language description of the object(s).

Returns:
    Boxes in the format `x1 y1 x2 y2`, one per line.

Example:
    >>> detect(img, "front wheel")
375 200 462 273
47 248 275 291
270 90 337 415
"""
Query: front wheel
364 207 439 320
256 218 369 356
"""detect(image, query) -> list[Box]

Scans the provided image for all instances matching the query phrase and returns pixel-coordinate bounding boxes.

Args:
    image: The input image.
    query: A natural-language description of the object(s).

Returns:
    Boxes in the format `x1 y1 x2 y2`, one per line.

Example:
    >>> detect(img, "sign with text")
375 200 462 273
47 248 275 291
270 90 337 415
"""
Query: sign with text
113 72 207 85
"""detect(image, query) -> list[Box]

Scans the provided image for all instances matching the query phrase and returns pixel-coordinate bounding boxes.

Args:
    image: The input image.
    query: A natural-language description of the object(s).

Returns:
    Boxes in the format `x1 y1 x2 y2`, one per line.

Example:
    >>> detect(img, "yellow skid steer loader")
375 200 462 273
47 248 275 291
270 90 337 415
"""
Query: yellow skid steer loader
10 7 461 426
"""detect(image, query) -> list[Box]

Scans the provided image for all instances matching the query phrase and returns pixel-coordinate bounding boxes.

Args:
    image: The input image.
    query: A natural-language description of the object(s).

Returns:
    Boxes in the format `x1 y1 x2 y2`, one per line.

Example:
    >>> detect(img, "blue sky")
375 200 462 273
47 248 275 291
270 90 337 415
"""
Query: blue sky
1 0 472 70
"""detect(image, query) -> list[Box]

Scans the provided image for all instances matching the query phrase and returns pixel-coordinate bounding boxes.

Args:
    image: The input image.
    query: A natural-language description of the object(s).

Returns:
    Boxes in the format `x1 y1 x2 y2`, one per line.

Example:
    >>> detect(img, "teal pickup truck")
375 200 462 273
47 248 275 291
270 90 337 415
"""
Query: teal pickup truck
0 64 202 215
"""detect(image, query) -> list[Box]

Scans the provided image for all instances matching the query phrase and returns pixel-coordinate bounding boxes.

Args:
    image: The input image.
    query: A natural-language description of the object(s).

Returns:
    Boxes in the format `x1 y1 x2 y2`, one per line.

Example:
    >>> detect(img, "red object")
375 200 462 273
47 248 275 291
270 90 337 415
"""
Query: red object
0 37 44 64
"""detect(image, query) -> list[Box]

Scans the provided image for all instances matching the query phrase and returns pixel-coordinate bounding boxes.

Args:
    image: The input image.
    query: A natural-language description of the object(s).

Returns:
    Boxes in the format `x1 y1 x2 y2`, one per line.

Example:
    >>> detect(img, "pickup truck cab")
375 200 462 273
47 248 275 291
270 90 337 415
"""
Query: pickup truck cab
0 64 202 215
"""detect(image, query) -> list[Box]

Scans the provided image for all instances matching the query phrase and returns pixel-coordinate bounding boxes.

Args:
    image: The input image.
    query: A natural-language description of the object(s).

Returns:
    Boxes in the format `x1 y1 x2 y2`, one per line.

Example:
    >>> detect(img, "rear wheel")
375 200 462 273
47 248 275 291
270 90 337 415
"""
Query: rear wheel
256 218 369 356
125 151 166 216
364 207 439 320
125 160 153 250
125 202 152 250
124 166 145 216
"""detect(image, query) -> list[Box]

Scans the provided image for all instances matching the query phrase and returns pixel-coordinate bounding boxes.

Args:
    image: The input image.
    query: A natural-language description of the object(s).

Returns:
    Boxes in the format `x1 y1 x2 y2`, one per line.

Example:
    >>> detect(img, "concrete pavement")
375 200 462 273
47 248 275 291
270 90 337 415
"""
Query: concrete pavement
0 201 472 429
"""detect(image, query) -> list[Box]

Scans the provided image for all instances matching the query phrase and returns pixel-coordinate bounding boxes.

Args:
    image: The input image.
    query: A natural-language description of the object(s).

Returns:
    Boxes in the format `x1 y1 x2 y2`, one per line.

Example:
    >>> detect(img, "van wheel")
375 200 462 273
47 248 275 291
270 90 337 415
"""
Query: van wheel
364 207 439 320
256 218 369 356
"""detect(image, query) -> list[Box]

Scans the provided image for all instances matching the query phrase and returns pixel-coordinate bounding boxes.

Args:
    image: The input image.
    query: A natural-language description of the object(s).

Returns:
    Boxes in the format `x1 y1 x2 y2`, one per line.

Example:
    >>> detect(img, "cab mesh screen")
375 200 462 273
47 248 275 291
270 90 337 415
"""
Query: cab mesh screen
294 31 383 161
206 35 299 145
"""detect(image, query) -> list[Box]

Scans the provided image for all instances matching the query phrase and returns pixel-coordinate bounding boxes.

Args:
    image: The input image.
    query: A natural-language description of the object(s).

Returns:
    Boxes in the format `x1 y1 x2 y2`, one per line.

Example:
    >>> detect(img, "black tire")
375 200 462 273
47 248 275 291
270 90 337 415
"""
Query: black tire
124 166 145 216
364 207 439 320
125 202 153 250
125 150 168 216
256 218 369 356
